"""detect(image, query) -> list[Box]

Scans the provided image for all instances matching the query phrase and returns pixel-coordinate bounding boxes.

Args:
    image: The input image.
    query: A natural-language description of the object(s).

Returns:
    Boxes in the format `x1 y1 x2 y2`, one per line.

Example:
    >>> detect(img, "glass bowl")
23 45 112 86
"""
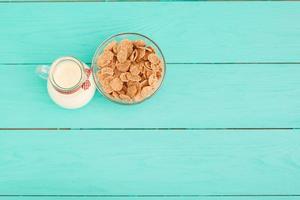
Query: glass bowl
91 33 166 104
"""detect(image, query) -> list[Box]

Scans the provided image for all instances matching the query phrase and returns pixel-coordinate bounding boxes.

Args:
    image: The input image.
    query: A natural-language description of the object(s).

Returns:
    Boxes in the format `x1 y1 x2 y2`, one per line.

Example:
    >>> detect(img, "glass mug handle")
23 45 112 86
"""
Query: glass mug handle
36 65 50 80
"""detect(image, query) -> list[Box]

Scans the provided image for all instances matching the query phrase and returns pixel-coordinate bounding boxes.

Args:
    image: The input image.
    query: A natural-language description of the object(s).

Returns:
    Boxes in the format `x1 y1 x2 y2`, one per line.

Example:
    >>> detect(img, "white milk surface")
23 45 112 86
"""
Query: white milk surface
52 60 82 88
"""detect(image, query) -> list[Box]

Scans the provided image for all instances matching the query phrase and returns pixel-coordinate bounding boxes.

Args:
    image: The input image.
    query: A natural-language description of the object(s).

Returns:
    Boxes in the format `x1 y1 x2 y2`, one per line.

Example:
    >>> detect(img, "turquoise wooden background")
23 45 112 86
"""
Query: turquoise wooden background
1 1 300 200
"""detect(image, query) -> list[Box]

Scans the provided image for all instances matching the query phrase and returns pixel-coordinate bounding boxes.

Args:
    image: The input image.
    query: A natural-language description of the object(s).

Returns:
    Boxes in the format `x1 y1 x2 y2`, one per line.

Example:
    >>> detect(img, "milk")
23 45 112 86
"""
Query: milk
45 57 96 109
52 59 82 89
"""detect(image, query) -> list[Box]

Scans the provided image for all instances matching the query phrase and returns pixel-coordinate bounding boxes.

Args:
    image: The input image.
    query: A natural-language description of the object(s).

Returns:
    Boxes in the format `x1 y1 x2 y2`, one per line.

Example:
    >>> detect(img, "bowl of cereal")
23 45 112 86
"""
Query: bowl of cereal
91 33 166 104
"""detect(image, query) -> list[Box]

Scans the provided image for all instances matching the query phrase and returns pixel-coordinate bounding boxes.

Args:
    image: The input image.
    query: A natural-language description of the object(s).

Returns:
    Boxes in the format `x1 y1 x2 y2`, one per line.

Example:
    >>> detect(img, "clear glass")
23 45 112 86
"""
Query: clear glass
91 33 166 105
36 56 87 93
36 65 50 80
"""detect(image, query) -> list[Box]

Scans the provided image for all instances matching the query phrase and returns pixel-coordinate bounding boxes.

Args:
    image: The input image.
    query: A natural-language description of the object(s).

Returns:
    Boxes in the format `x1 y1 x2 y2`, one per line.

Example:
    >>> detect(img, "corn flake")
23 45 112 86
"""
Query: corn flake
116 60 131 72
127 85 138 98
119 94 132 102
141 86 153 98
148 74 158 86
104 41 117 52
148 53 160 65
117 49 128 63
101 67 114 75
129 63 140 75
97 50 114 67
110 77 123 92
130 49 138 62
133 40 146 48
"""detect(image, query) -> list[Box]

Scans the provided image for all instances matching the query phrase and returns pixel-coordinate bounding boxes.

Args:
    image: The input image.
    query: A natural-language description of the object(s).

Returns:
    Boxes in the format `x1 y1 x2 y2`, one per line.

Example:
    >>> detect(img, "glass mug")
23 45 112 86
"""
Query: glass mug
36 56 96 109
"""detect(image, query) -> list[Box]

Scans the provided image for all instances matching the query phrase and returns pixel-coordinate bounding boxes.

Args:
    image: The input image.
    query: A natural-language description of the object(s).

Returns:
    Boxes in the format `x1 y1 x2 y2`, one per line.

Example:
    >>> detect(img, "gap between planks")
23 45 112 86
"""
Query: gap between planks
0 0 198 3
1 194 300 197
1 0 300 3
0 128 299 131
2 62 300 66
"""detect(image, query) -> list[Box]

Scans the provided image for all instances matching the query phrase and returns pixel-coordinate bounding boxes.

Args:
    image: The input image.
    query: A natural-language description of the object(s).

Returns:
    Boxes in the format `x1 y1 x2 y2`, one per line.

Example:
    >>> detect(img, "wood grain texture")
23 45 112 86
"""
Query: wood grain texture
0 198 222 200
1 197 300 200
1 130 300 195
0 0 203 2
0 0 293 2
1 2 300 63
1 1 300 198
1 64 300 128
0 0 202 2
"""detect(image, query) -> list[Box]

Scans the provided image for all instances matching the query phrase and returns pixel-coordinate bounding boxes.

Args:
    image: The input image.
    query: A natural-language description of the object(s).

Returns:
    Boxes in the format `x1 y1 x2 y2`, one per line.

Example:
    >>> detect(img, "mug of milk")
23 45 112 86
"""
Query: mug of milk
36 56 96 109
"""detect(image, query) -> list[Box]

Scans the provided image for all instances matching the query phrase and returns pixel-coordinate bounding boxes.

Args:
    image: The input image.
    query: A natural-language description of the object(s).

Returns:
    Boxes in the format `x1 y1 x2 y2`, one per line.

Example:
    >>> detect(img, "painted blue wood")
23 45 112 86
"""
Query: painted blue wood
0 2 300 63
1 64 300 128
1 130 300 195
0 1 299 198
0 197 299 200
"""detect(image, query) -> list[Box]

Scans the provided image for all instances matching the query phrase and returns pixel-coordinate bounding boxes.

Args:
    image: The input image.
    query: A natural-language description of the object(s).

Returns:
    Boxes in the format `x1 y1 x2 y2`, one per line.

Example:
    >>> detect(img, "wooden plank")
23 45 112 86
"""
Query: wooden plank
0 0 196 2
0 0 199 2
1 2 300 63
1 130 300 194
1 197 299 200
1 64 300 128
0 197 213 200
0 0 290 2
